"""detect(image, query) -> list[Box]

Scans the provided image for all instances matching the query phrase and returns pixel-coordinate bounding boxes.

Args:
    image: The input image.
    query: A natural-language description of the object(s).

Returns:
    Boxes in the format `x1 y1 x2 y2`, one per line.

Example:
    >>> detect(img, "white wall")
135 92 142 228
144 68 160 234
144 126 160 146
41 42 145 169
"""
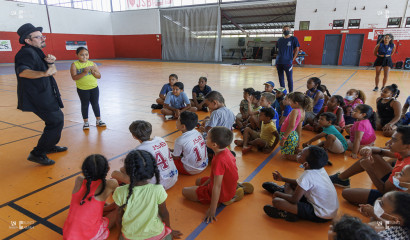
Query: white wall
0 0 50 33
110 9 160 35
295 0 410 30
48 6 113 35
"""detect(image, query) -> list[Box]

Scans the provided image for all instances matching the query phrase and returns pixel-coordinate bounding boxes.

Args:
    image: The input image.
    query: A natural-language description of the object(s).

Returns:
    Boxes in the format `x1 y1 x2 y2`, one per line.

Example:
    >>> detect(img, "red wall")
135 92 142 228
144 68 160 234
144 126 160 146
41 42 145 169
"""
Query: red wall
294 29 410 66
0 31 162 63
113 34 161 59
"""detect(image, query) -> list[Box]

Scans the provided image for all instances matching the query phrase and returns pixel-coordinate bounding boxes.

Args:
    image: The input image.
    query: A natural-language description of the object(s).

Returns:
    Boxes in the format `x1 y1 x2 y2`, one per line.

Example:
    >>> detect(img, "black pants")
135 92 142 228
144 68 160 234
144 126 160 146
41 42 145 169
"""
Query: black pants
77 87 101 119
33 109 64 155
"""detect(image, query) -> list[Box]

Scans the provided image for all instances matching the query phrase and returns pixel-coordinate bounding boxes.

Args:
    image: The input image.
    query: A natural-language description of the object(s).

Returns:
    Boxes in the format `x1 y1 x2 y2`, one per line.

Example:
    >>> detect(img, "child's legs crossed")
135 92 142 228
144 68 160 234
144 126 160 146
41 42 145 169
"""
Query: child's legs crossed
161 108 174 115
324 135 344 154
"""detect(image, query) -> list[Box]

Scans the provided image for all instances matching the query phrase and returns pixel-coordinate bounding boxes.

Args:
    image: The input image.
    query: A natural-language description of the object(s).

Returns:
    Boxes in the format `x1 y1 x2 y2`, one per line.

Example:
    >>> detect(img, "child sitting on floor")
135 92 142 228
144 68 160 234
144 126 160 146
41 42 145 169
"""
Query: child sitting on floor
161 82 197 120
201 91 235 134
304 95 345 132
113 150 182 240
234 108 279 154
152 73 178 109
111 120 178 190
234 88 255 130
173 111 208 175
273 87 287 117
401 95 410 125
191 77 212 112
262 146 339 222
182 127 253 223
304 77 325 123
63 154 119 240
344 104 376 159
249 92 280 131
328 215 380 240
343 88 366 125
302 112 348 154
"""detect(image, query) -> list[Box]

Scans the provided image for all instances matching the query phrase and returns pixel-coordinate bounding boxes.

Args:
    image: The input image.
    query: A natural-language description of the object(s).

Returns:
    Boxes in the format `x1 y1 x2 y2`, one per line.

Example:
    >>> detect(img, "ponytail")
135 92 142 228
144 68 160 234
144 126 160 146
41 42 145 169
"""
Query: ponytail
357 90 366 103
368 111 377 130
385 84 400 99
303 95 313 111
318 85 331 97
288 92 313 111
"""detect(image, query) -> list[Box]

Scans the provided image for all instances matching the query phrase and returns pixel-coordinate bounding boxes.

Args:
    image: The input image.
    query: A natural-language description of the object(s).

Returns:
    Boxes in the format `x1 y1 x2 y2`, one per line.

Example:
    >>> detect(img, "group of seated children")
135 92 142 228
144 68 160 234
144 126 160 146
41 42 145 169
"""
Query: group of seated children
63 73 410 240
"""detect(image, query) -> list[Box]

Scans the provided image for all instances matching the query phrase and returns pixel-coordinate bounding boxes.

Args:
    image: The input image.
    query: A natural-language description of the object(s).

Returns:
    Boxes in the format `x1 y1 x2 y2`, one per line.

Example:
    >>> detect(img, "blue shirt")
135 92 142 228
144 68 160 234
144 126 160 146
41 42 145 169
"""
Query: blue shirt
164 92 190 109
283 105 293 117
205 106 235 129
276 36 300 65
405 96 410 111
192 85 212 102
160 83 173 95
378 43 394 56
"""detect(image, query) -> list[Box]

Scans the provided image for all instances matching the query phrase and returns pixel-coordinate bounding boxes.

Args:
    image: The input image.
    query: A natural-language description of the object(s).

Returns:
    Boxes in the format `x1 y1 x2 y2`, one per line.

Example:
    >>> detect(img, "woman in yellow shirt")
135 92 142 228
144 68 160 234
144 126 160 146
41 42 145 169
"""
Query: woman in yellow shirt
70 47 106 130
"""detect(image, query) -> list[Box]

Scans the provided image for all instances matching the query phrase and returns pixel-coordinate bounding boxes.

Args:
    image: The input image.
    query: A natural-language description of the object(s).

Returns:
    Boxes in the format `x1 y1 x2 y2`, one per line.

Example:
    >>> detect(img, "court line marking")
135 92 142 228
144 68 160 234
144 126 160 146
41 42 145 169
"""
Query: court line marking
332 71 357 95
185 148 280 240
0 120 43 133
293 73 327 91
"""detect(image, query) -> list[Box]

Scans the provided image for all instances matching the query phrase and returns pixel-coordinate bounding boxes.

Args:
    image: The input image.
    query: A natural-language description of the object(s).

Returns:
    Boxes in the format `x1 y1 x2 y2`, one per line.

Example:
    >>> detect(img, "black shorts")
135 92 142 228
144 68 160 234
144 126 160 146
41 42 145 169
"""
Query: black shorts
374 56 393 68
367 189 383 205
297 197 330 223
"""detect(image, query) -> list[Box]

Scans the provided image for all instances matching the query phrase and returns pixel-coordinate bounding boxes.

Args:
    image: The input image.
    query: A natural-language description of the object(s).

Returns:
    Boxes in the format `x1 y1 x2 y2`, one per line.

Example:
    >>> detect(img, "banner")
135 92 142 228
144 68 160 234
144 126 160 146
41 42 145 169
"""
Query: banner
0 40 12 51
127 0 173 10
373 29 410 41
66 41 87 50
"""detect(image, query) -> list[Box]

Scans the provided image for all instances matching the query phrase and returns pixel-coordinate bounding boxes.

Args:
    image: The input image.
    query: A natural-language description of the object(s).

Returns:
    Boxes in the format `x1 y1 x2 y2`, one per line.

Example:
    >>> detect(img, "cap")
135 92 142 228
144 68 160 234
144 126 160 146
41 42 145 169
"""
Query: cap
263 81 275 88
274 87 288 95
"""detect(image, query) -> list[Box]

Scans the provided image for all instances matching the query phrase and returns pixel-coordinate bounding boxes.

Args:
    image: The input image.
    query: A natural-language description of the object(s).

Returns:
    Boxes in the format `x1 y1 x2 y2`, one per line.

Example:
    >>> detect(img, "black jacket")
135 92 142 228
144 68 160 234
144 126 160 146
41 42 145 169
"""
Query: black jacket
15 45 63 112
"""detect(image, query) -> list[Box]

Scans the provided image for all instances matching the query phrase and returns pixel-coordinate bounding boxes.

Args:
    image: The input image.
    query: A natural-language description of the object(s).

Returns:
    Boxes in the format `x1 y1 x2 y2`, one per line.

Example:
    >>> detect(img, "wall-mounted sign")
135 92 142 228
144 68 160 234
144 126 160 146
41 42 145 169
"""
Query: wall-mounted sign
66 41 87 50
340 30 349 33
0 40 12 51
373 29 410 40
127 0 173 10
304 36 312 41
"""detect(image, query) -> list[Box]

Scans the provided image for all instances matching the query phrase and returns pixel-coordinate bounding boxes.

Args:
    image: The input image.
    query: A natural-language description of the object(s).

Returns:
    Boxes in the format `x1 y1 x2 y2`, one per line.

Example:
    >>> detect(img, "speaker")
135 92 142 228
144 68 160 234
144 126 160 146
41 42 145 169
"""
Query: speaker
238 37 245 47
404 58 410 70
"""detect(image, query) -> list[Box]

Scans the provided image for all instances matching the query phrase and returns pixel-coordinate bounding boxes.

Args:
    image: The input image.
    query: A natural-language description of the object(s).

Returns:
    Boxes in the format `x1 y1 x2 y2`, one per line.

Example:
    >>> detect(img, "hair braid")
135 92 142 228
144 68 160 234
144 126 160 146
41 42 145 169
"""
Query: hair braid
95 159 108 197
121 152 136 209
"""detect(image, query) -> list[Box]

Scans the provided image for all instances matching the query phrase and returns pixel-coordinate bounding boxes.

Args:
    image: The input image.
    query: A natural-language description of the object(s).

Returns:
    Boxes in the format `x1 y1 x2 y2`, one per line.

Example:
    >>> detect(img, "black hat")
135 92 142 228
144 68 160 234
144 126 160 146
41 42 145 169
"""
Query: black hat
17 23 43 44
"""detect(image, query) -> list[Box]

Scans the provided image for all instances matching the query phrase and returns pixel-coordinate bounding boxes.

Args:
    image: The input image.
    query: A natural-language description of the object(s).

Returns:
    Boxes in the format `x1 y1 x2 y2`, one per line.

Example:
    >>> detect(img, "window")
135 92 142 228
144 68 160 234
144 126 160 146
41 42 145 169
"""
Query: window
406 17 410 28
299 21 309 30
332 20 344 29
387 17 401 28
348 19 360 29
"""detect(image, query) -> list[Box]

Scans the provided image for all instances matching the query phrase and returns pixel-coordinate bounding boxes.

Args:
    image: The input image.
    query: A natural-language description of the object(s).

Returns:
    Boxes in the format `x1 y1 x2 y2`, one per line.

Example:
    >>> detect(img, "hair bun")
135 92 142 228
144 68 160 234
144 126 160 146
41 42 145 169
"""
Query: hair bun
391 84 398 89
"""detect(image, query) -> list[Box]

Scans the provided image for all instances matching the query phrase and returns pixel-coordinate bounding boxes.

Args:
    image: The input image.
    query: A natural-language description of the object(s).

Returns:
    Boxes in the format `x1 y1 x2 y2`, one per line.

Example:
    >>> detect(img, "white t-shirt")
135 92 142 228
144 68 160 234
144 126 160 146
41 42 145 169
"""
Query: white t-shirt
173 129 208 174
296 168 339 219
136 137 178 190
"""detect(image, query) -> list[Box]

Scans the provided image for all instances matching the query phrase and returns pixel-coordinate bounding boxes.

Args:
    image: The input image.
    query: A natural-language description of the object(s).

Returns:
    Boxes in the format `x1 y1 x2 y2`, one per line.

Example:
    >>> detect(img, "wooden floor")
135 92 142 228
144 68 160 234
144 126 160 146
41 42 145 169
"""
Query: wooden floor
0 60 409 240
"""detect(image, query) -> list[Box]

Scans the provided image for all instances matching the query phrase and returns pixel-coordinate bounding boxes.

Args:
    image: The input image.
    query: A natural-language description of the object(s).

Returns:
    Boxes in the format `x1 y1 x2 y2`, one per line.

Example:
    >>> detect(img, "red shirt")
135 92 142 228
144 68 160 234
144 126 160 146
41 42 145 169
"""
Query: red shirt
63 179 106 240
388 154 410 190
207 148 239 203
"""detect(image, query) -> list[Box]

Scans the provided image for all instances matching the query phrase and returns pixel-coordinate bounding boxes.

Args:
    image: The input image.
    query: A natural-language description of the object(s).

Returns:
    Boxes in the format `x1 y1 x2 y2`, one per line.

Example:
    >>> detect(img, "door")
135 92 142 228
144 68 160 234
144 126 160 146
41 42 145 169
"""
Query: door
342 34 364 66
322 34 342 65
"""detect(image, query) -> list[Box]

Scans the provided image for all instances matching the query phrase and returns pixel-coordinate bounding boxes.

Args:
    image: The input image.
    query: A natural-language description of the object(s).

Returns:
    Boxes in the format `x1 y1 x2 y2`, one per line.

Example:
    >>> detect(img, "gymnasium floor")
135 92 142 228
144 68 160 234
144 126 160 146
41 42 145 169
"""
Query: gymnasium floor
0 60 409 240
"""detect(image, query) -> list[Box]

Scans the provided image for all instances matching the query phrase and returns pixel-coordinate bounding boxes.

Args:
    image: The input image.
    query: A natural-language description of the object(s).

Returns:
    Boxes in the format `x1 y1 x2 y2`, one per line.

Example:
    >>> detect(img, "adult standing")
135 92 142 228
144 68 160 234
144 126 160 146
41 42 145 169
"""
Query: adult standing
373 34 396 92
275 25 300 93
15 23 67 165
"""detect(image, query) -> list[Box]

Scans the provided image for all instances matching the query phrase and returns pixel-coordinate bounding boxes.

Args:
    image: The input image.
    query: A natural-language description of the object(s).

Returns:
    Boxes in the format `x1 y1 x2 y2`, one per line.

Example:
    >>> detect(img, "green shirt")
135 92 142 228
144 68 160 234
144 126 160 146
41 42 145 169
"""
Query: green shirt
113 184 167 240
322 125 348 151
73 60 98 90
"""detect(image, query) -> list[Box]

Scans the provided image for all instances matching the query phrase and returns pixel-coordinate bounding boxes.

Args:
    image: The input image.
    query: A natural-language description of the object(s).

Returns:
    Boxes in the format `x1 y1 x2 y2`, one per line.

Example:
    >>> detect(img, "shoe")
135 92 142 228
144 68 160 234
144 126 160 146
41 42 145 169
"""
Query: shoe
151 104 163 109
46 146 68 154
263 205 298 222
373 87 379 91
96 120 106 127
230 150 237 157
262 182 285 194
381 87 385 91
329 172 350 188
165 115 174 120
238 182 254 194
83 122 90 130
27 153 55 165
222 187 244 206
327 160 333 166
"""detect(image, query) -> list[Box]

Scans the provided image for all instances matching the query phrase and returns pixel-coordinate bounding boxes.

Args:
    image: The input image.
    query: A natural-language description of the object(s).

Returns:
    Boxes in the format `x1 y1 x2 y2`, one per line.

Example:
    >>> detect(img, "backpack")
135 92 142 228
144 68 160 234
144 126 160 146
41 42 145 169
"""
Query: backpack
395 61 403 69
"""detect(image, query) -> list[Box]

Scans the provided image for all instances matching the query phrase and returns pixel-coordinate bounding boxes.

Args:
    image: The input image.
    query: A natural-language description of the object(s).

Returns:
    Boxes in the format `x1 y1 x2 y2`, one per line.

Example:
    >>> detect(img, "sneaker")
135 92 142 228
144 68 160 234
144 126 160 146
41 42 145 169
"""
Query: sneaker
329 172 350 188
373 87 379 92
222 187 244 206
238 182 254 194
96 120 106 127
262 182 285 194
381 87 385 91
263 205 298 222
83 122 90 130
164 115 174 120
46 146 68 154
151 104 163 109
27 153 55 165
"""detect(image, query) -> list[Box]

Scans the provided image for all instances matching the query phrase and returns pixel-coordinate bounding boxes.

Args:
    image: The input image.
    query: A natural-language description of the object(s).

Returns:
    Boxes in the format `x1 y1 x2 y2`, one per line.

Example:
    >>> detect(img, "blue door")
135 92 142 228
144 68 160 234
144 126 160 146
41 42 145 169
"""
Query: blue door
342 34 364 66
322 34 342 65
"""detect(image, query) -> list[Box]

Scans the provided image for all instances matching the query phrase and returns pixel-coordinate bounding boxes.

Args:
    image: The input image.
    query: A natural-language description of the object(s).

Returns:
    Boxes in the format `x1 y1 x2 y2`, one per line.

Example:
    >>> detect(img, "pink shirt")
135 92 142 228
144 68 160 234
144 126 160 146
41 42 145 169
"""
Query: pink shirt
350 119 376 145
343 98 363 117
281 108 302 133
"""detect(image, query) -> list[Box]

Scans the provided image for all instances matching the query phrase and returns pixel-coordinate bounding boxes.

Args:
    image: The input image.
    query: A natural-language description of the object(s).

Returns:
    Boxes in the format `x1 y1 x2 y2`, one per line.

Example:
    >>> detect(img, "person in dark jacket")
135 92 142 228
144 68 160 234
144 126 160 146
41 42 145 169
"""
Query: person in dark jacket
15 23 67 165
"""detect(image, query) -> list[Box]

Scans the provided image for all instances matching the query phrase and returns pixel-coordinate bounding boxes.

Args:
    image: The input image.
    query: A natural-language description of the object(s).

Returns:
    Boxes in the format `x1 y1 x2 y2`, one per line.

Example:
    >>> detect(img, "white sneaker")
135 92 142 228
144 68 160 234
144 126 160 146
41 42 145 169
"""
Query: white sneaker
96 120 106 127
164 115 174 120
83 122 90 130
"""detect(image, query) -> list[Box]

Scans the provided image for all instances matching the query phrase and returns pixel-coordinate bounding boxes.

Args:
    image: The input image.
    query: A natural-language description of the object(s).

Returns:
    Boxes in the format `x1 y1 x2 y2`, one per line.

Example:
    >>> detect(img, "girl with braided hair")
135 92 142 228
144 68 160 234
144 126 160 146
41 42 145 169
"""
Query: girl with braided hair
63 154 119 240
113 150 182 240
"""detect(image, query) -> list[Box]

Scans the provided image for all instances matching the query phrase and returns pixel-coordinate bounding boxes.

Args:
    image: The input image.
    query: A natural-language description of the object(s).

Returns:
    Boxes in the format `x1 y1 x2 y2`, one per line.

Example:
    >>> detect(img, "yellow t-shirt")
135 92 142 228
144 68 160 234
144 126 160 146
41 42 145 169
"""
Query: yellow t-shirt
113 184 167 240
73 60 98 90
260 121 277 147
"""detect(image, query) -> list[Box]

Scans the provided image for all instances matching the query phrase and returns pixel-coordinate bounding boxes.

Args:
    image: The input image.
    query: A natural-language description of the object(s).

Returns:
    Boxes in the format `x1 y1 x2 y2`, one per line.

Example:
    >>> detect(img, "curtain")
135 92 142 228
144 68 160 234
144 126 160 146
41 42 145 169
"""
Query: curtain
160 6 221 62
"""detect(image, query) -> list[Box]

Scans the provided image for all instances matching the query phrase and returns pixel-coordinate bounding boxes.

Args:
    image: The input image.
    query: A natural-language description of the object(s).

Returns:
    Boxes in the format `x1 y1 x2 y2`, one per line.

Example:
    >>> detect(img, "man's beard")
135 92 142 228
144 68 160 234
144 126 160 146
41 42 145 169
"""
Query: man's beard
40 42 46 48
